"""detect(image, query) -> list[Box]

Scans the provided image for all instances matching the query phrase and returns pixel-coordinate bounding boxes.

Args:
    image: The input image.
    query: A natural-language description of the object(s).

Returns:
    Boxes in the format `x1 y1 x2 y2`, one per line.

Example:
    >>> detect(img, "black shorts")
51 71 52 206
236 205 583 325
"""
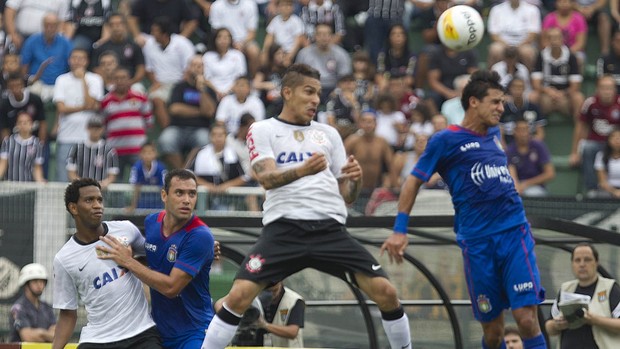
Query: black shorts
235 218 388 286
77 326 162 349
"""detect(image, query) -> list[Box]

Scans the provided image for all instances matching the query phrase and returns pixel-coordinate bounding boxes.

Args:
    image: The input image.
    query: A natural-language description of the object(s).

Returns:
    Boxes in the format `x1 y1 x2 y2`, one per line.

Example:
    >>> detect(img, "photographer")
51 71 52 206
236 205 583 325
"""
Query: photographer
227 281 305 347
545 243 620 348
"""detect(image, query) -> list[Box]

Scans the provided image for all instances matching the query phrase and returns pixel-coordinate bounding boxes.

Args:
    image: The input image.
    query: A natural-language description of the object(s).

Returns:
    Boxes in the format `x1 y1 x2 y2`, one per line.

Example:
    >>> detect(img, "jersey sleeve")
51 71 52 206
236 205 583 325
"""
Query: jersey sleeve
248 122 274 165
11 301 33 330
174 227 214 278
53 255 79 310
287 299 305 327
411 132 446 182
126 221 146 256
327 126 347 179
0 138 8 158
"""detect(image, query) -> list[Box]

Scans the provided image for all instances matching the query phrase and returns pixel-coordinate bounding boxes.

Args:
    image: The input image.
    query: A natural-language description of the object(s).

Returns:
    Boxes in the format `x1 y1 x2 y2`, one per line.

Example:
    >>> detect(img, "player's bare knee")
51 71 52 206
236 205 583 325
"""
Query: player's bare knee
514 311 540 337
369 279 399 310
225 284 262 314
482 322 504 347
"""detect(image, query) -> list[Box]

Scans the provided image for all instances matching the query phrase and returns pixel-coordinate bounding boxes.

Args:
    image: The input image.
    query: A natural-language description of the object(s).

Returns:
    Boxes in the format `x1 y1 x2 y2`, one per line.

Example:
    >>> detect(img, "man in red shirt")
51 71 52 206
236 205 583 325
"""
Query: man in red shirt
570 75 620 194
100 67 152 179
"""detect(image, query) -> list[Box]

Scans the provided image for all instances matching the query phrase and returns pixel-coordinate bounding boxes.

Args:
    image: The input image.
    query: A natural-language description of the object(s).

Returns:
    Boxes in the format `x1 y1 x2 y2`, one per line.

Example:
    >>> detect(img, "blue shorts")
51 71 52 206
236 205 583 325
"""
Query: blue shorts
457 223 545 322
162 331 205 349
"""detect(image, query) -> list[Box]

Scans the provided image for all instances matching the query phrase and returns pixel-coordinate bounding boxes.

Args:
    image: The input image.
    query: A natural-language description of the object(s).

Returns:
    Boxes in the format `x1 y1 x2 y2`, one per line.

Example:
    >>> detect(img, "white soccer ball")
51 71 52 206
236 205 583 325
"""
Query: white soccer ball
436 5 485 52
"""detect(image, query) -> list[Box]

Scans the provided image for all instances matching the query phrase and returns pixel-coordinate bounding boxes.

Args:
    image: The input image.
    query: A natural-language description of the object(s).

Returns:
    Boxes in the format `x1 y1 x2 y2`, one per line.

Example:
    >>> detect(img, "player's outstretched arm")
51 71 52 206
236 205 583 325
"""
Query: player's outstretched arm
52 309 77 349
252 153 327 190
380 175 424 264
338 155 363 204
96 236 193 298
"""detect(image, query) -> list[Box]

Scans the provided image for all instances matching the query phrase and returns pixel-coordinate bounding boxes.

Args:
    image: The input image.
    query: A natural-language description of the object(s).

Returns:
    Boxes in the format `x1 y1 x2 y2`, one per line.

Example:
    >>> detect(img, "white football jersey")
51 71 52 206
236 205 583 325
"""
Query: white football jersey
247 118 348 225
53 221 155 343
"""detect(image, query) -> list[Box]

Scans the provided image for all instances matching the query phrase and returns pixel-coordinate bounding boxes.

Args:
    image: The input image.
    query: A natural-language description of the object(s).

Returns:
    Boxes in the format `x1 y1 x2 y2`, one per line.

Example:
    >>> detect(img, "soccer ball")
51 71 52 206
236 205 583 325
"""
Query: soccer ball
436 5 485 52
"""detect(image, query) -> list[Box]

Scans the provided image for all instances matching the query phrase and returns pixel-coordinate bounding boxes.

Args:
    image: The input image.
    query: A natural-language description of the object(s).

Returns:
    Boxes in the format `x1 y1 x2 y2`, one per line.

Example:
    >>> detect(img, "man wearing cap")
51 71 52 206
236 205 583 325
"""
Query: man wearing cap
9 263 56 343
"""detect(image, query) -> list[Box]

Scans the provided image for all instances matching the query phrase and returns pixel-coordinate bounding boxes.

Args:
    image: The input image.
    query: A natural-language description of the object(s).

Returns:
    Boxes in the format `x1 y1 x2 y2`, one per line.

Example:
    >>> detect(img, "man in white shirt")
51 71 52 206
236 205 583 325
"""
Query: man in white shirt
202 63 412 349
209 0 261 76
216 76 265 135
52 178 162 349
487 0 541 70
53 48 104 182
142 17 195 128
4 0 70 50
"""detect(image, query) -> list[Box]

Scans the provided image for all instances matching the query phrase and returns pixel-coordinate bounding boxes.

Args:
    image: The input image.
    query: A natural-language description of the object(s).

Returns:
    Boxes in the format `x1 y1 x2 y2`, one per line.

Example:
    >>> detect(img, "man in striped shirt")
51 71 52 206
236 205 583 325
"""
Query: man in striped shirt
0 112 45 182
100 67 152 179
66 116 119 189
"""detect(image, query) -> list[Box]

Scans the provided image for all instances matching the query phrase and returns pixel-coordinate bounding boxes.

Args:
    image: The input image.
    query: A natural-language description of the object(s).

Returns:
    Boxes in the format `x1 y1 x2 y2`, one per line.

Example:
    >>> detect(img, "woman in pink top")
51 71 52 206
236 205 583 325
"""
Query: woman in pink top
542 0 587 61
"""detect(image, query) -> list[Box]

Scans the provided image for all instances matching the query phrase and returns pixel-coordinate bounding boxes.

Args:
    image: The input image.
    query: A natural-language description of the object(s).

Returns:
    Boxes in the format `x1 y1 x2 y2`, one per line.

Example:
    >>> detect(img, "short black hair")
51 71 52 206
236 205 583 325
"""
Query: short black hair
141 141 157 150
64 178 101 213
106 12 125 23
98 50 119 65
571 242 600 262
163 169 197 193
281 64 321 95
152 16 172 36
461 70 504 110
71 48 90 58
239 113 255 127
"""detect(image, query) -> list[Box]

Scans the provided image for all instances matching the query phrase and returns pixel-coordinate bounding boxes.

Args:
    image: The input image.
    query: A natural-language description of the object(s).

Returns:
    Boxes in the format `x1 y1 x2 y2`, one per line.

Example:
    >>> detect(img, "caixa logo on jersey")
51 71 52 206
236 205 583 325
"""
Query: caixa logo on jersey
470 162 512 187
93 266 129 289
276 152 313 164
513 282 534 293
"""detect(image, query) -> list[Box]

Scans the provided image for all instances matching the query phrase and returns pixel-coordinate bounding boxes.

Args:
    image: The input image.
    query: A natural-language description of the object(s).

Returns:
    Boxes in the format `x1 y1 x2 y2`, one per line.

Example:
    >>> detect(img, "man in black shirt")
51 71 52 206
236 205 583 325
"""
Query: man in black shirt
158 55 216 169
91 13 145 88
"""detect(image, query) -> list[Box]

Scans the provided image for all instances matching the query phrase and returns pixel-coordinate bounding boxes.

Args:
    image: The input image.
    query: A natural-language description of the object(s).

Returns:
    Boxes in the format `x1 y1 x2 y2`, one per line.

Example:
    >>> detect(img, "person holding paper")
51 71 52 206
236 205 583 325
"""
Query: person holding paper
545 243 620 348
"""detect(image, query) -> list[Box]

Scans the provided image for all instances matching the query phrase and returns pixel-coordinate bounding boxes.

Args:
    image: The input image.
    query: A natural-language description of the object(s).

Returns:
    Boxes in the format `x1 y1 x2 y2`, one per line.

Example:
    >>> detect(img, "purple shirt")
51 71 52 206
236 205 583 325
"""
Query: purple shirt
506 140 551 182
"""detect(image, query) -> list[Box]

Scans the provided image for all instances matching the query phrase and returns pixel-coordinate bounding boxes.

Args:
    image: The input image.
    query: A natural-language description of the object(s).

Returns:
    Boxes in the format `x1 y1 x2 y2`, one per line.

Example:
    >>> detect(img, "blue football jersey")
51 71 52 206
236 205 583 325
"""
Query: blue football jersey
412 125 527 240
129 160 167 186
144 212 215 340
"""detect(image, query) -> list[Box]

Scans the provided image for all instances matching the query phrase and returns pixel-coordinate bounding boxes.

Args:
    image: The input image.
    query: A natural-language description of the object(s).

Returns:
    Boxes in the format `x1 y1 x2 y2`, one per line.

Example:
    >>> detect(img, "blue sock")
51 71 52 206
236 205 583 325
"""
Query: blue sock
481 337 506 349
522 333 546 349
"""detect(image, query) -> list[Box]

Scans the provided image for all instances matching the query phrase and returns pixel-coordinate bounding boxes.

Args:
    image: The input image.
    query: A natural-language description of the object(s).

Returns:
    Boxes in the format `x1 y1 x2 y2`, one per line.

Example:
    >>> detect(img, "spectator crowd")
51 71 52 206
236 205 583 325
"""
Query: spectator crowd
0 0 619 211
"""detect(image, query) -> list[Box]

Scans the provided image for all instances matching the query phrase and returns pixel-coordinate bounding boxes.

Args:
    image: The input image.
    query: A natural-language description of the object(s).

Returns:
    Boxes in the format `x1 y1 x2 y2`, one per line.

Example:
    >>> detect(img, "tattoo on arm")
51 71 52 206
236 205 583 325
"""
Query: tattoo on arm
339 177 362 203
252 159 300 189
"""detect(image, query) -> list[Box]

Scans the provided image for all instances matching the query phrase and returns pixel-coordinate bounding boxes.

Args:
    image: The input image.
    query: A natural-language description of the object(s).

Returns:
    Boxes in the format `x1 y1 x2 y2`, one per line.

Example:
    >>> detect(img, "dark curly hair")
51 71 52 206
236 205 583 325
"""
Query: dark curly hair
64 178 101 213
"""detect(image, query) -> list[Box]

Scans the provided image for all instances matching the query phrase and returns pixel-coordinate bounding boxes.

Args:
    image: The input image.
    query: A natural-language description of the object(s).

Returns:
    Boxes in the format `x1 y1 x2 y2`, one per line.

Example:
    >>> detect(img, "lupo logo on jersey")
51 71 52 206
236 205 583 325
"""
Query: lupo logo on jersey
470 162 512 187
513 282 533 293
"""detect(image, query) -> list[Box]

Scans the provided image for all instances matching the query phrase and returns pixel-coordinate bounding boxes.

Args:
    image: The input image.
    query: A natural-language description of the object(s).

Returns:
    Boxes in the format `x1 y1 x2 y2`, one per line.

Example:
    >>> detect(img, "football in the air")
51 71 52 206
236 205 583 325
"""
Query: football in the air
436 5 485 52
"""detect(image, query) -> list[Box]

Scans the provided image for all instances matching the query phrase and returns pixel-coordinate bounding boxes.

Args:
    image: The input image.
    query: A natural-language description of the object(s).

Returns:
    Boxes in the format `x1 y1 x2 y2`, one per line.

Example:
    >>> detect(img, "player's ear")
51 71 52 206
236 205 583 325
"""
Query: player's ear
68 202 78 216
468 95 479 108
281 85 292 101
